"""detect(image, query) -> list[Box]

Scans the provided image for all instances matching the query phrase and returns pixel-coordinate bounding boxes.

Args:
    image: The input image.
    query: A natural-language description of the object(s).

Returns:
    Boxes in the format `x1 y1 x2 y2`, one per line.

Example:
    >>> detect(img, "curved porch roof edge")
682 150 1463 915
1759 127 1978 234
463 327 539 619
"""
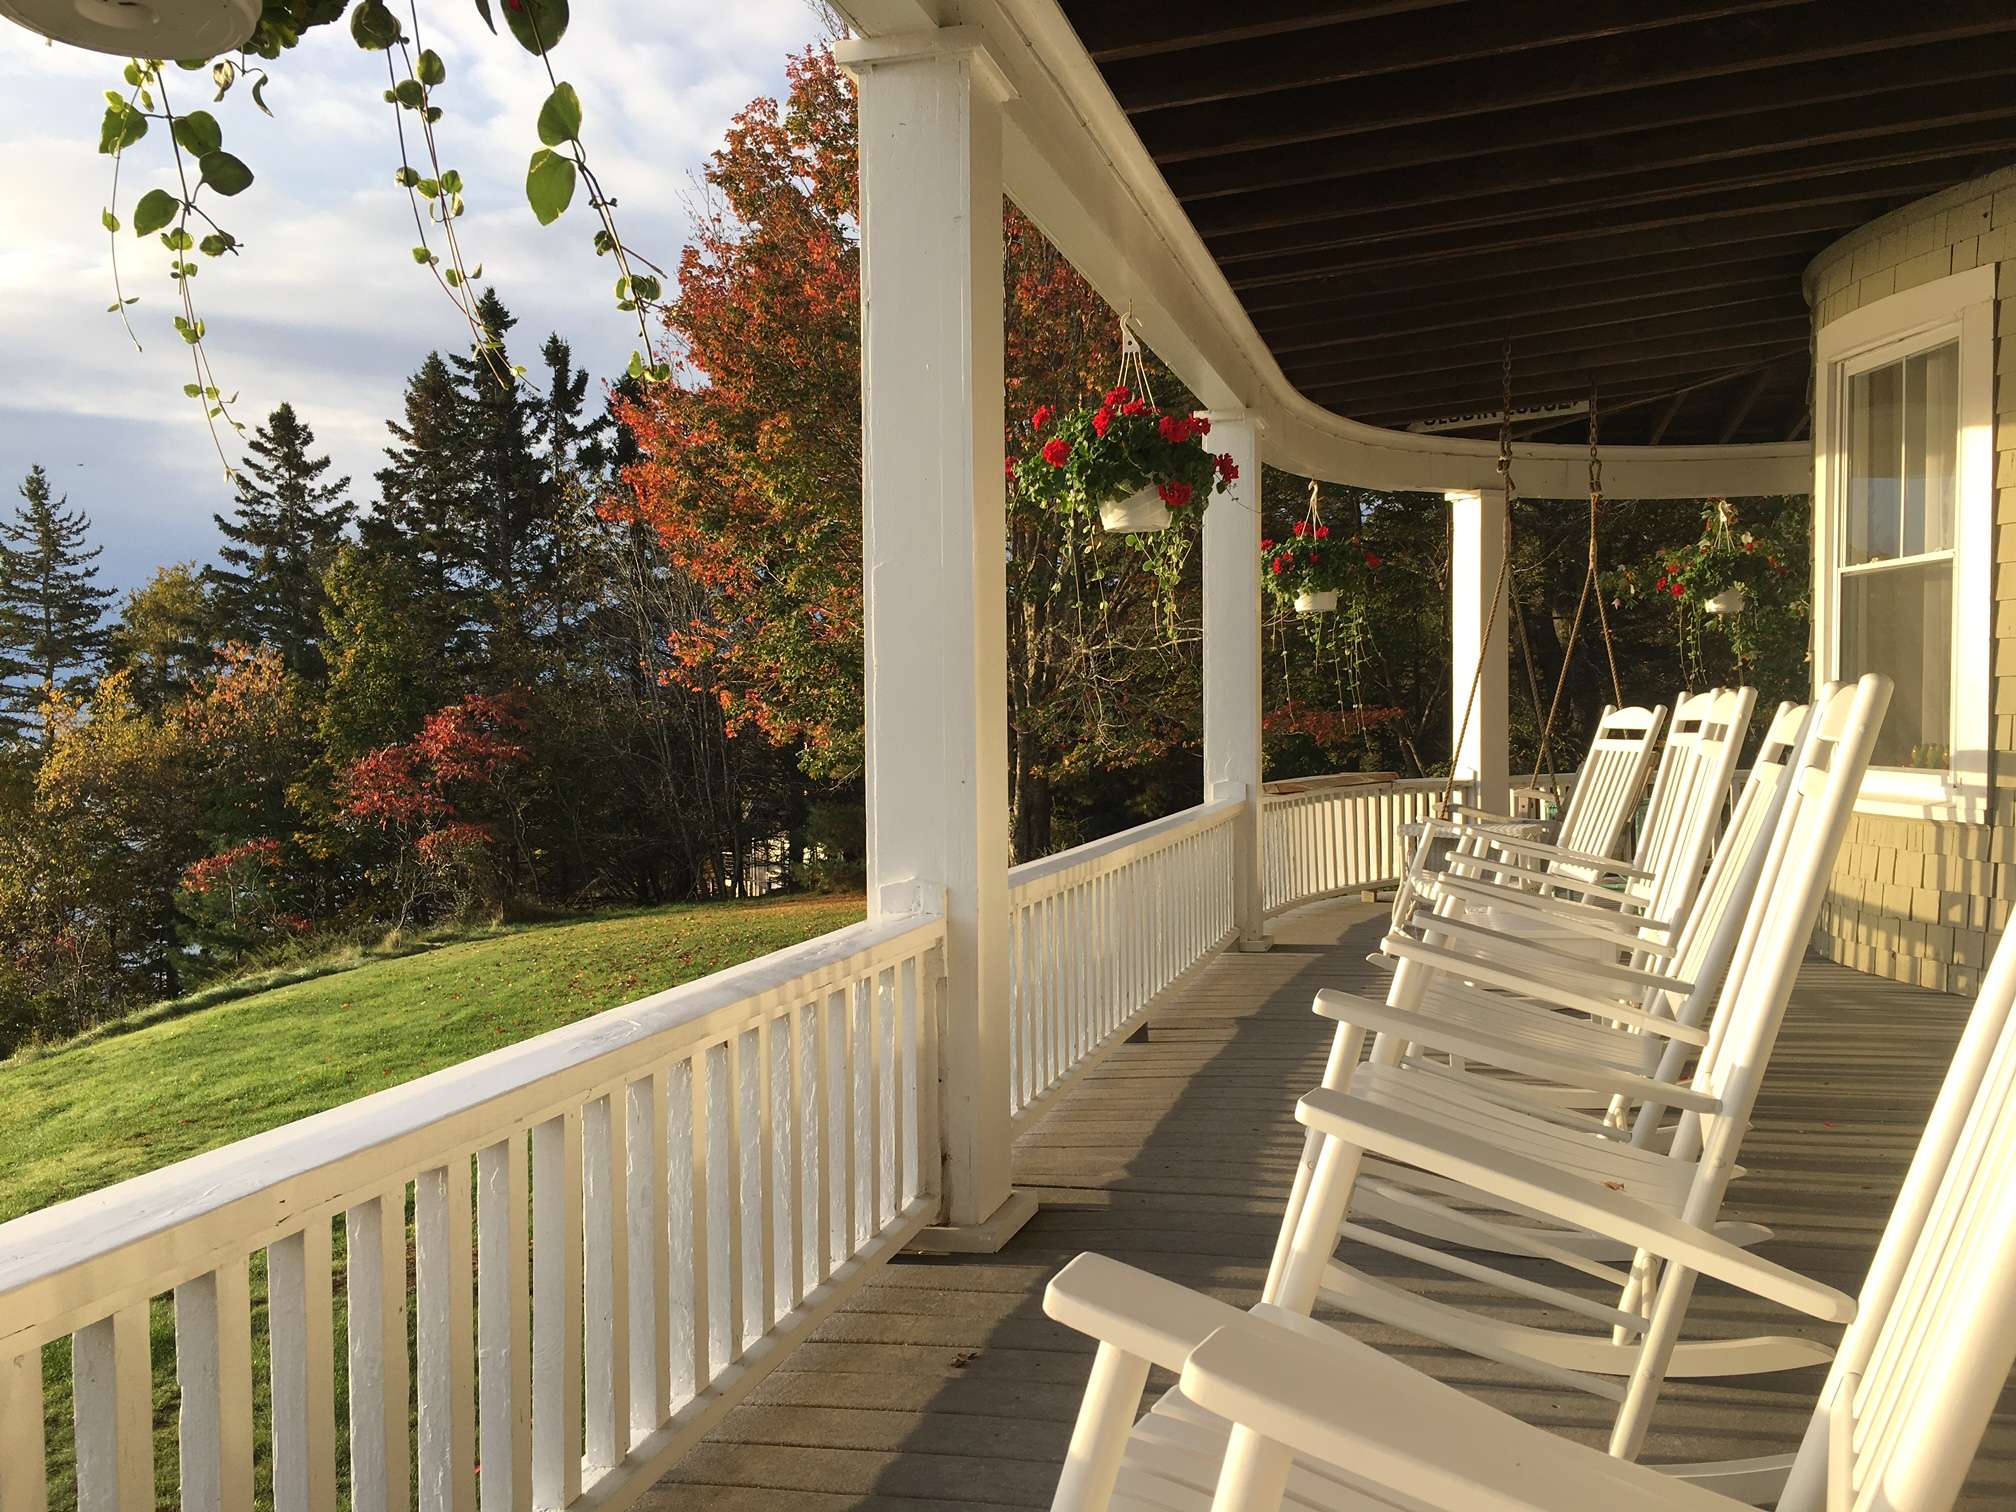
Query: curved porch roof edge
836 0 1811 500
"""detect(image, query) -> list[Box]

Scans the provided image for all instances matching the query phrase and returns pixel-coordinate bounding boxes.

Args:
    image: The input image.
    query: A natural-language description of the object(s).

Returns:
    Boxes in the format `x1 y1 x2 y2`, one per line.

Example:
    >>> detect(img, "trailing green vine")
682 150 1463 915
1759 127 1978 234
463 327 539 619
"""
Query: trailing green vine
88 0 676 464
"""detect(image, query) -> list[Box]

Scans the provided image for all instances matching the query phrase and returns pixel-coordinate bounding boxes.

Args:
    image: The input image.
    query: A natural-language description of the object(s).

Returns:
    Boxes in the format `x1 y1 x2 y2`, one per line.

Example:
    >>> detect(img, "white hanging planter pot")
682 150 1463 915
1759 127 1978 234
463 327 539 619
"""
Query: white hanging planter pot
1702 585 1748 616
1294 589 1338 614
1098 485 1170 534
0 0 256 57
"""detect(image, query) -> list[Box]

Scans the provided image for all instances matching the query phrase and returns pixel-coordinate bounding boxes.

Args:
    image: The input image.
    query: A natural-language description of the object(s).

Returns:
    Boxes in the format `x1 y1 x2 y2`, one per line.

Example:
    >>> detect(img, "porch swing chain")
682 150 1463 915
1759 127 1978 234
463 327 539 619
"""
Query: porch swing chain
1439 341 1520 818
1528 382 1625 792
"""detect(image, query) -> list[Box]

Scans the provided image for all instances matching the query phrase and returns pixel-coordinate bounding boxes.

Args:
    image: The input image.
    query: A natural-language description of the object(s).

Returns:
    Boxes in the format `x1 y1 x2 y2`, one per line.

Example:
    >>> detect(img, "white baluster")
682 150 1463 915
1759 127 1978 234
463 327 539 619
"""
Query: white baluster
0 1343 47 1512
476 1140 531 1512
531 1112 583 1508
415 1166 475 1512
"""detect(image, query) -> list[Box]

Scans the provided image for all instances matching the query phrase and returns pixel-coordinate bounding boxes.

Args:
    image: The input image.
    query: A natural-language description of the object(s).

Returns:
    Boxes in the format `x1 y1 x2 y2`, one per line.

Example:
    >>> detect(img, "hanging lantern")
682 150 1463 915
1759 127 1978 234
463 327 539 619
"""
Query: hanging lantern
0 0 257 58
1098 485 1170 534
1703 585 1748 616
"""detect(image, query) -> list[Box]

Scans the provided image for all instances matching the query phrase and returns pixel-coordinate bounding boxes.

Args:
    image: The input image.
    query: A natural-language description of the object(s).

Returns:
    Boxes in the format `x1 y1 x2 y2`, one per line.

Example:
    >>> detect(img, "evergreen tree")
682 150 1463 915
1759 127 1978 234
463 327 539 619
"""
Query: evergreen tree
449 290 549 668
369 351 478 670
0 466 115 739
204 404 354 678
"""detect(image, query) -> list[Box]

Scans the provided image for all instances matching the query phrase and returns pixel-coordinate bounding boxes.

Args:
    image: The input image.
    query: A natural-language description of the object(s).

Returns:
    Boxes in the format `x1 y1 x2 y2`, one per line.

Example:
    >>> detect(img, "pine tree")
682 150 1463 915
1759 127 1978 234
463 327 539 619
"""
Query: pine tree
368 351 475 669
0 466 116 739
449 290 549 668
204 404 354 679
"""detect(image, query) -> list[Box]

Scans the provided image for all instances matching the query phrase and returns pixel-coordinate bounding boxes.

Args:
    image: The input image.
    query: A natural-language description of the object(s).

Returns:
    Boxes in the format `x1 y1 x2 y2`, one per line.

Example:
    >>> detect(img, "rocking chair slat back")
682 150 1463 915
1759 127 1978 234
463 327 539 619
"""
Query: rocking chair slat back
1549 703 1664 883
1627 687 1756 940
1777 891 2016 1512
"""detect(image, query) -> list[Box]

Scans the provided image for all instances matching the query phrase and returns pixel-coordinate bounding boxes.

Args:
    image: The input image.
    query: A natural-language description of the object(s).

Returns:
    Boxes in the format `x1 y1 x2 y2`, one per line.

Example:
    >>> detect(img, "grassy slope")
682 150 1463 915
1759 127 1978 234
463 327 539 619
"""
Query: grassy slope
0 896 865 1225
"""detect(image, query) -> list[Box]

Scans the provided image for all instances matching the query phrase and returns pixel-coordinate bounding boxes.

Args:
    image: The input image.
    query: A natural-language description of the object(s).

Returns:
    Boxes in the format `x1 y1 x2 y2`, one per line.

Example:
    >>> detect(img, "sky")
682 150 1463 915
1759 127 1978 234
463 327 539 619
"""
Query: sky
0 1 827 596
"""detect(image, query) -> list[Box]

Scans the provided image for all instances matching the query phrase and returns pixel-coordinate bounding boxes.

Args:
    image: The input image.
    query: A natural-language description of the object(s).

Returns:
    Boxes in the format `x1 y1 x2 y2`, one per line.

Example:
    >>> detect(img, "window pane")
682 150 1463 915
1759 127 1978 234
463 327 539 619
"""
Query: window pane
1845 340 1956 565
1841 559 1951 769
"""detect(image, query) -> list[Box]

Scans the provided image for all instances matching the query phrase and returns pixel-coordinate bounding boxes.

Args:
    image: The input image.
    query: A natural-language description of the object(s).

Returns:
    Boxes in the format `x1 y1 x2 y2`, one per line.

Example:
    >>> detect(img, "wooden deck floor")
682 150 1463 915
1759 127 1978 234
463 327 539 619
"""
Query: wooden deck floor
645 899 2016 1510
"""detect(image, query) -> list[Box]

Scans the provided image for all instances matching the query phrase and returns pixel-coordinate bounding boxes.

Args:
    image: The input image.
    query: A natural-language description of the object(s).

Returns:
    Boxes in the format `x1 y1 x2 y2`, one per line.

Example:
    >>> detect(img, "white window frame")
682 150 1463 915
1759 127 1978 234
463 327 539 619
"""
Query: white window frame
1813 263 1994 823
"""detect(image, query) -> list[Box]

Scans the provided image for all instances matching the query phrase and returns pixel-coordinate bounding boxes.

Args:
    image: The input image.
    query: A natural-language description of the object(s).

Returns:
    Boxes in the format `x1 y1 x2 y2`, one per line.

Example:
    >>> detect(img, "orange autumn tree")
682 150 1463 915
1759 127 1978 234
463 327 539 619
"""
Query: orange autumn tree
620 47 1205 860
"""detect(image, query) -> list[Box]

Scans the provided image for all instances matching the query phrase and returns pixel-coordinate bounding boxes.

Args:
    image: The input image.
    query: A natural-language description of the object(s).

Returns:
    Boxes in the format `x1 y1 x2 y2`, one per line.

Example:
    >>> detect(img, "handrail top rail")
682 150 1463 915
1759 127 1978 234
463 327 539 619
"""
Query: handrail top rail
1008 796 1242 895
1261 771 1403 798
0 909 945 1332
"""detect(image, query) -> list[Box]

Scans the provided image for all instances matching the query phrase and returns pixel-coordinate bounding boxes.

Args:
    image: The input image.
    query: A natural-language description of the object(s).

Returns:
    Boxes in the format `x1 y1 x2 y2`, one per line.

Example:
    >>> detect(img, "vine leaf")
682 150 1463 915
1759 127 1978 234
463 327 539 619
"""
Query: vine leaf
199 151 255 196
473 0 495 30
350 0 402 50
132 189 179 237
171 110 223 157
250 75 273 117
417 49 446 86
98 96 147 154
525 148 576 225
536 82 581 146
505 0 569 54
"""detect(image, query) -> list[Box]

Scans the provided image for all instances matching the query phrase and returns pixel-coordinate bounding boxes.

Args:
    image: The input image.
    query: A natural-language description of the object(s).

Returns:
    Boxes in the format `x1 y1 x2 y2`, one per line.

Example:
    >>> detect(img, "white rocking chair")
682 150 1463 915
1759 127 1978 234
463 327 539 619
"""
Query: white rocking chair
1394 701 1666 936
1042 676 1895 1506
1047 867 2016 1512
1417 686 1756 964
1272 696 1816 1281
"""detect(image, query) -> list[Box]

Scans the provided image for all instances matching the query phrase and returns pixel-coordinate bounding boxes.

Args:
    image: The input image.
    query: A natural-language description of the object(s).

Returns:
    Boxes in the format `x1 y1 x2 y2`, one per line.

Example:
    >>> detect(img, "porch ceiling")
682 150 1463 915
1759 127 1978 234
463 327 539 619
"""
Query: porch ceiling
1058 0 2016 448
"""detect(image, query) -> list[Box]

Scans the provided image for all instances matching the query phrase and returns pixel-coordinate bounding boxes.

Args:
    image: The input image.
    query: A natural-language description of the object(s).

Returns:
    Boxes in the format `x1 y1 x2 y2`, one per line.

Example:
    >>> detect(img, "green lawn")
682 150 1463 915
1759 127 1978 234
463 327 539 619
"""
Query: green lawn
0 896 865 1224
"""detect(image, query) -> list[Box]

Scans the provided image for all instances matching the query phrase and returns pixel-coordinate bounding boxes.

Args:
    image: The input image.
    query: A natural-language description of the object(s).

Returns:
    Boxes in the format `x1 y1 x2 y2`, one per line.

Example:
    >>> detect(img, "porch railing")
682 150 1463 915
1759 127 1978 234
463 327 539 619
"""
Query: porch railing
1261 775 1469 916
1005 796 1240 1121
0 911 945 1512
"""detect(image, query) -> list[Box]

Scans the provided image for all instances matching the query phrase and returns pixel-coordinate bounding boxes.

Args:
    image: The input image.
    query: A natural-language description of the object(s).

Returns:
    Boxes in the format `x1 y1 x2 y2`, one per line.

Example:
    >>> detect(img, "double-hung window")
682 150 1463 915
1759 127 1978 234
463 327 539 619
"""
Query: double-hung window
1814 264 1993 819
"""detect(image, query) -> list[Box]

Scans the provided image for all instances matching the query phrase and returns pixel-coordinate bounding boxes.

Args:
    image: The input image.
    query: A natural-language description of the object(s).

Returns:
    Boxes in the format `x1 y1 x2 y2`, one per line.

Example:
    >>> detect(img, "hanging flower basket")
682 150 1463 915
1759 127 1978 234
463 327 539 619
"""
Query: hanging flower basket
1007 319 1237 534
1263 484 1375 614
1 0 257 57
1702 585 1748 616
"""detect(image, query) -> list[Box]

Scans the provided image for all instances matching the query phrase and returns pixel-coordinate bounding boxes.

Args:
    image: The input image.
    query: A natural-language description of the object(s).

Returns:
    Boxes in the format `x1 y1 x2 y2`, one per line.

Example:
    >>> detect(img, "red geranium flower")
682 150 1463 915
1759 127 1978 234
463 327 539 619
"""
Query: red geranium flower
1042 437 1071 467
1260 538 1274 551
1092 407 1113 438
1030 405 1053 431
1314 524 1329 539
1004 456 1018 479
1271 557 1287 574
1158 480 1193 508
1122 399 1146 417
1215 453 1238 483
1292 521 1308 537
1669 582 1685 597
1105 385 1131 406
1363 551 1382 568
1192 415 1211 436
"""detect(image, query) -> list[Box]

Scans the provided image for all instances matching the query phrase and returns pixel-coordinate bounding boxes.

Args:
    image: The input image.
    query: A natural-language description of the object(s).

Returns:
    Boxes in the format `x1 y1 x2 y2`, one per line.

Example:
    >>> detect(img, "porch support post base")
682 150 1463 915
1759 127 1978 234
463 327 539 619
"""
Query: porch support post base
905 1189 1039 1255
1234 936 1276 953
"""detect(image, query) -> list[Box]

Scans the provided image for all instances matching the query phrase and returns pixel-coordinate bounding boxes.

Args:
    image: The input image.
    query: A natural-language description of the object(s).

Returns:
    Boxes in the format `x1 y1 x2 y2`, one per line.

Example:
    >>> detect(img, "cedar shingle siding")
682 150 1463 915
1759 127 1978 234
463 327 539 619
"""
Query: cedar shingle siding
1807 166 2016 995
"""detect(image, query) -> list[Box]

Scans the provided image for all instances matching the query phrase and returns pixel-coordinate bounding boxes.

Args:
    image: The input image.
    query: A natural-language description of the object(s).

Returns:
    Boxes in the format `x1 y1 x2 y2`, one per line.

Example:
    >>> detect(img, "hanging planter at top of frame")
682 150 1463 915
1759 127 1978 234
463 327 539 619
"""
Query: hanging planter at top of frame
1008 316 1238 535
1263 481 1376 615
0 0 256 59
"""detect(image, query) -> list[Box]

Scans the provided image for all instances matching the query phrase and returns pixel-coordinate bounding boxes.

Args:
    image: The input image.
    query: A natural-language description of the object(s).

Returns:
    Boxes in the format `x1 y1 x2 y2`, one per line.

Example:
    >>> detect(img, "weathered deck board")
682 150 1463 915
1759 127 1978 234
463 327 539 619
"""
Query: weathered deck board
644 900 2016 1509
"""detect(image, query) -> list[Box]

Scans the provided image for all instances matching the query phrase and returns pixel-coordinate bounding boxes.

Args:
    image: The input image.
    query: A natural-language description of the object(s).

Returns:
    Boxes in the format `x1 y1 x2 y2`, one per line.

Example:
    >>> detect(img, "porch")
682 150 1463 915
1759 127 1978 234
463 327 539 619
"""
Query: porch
648 898 2016 1510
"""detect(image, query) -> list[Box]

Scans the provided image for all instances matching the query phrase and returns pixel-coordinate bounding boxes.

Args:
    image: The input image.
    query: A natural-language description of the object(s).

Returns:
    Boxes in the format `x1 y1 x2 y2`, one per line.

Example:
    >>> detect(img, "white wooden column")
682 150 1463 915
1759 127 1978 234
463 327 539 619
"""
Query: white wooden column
838 28 1033 1250
1445 488 1510 814
1203 412 1268 948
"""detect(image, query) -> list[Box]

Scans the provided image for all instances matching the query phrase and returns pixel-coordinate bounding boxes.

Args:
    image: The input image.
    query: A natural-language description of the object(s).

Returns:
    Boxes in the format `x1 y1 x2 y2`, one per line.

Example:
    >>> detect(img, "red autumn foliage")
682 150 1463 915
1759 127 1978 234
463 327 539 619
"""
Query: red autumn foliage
340 691 531 837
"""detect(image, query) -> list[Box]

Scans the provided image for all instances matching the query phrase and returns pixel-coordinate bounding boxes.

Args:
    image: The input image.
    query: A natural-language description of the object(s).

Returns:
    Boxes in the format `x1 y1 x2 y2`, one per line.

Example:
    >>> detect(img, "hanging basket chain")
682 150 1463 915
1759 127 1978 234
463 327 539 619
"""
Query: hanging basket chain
1440 340 1519 817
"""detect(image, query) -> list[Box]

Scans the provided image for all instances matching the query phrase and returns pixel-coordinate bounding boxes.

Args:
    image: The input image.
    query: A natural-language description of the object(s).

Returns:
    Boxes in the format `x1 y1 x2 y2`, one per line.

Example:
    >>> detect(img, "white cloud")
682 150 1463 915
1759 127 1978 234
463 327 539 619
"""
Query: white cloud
0 0 824 592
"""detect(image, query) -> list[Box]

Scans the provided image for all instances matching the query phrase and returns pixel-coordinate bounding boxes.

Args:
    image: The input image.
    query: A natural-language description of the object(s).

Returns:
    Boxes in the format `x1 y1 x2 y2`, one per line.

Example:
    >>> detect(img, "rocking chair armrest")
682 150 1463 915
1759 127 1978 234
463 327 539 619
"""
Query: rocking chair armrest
1295 1089 1856 1324
1043 1252 1248 1373
1470 830 1655 880
1441 852 1653 910
1377 932 1706 1044
1176 1312 1728 1512
1309 989 1719 1112
1404 912 1682 995
1424 876 1680 956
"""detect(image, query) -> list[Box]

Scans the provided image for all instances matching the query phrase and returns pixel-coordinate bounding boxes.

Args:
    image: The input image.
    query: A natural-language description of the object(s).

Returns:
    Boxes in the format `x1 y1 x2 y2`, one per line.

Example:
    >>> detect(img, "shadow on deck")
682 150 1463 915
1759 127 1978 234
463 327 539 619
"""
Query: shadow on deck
644 899 2016 1510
